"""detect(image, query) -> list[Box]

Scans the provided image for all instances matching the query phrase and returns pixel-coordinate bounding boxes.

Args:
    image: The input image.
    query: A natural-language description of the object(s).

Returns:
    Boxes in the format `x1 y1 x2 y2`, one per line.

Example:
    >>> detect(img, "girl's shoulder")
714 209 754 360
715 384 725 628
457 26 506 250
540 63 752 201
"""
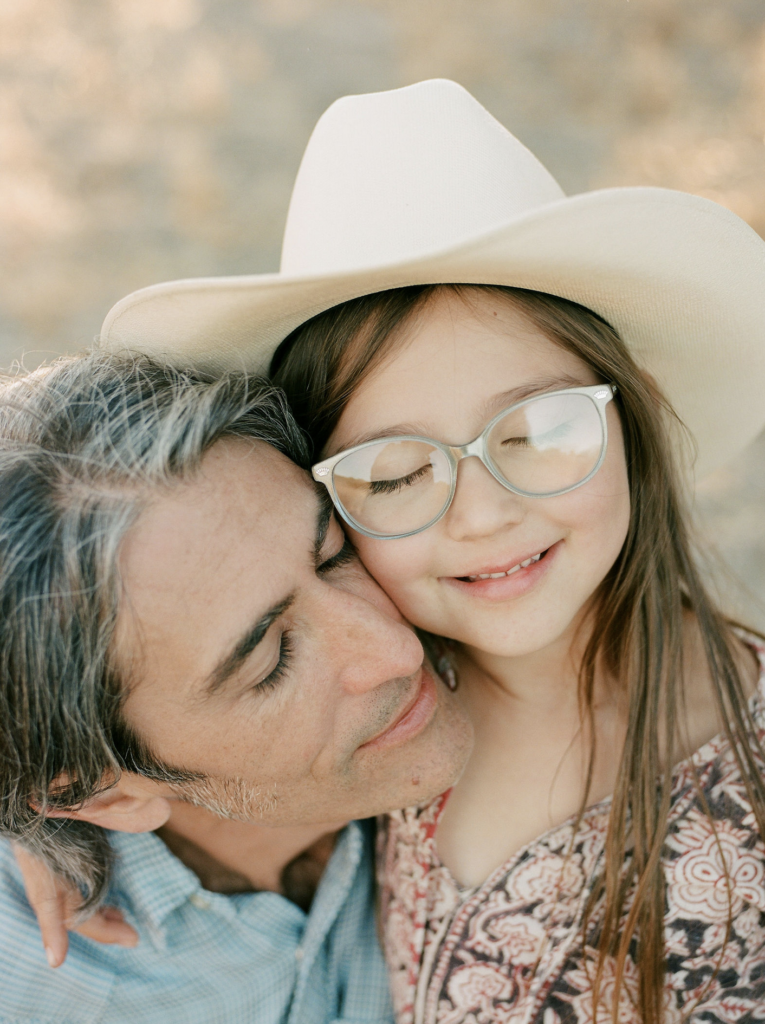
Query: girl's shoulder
661 632 765 1018
670 628 765 805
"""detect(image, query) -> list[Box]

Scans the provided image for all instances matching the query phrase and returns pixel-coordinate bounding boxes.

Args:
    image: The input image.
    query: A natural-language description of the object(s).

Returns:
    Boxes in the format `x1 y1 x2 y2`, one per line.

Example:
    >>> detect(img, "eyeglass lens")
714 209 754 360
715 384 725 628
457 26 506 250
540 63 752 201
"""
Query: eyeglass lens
332 440 452 536
331 392 604 536
486 392 604 496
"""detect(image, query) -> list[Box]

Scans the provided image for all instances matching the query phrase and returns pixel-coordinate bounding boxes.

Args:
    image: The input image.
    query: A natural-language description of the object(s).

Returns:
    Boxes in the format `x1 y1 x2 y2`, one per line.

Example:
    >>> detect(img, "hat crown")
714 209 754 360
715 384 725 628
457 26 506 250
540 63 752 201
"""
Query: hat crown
280 79 565 276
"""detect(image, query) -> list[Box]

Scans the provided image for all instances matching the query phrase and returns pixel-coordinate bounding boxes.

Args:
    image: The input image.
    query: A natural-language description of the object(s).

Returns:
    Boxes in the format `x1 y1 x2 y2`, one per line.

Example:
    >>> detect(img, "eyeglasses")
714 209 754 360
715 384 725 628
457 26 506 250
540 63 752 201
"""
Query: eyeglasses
312 384 617 540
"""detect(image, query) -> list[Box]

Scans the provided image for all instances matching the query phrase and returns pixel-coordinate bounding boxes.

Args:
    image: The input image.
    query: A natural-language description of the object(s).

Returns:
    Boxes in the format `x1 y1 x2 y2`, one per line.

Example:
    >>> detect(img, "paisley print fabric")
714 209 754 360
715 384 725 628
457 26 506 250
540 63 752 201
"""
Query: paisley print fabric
378 636 765 1024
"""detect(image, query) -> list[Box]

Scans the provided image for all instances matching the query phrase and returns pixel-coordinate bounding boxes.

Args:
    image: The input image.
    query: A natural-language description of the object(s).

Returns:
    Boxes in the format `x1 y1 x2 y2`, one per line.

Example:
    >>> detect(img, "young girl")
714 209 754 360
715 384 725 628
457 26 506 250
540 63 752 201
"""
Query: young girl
270 281 765 1024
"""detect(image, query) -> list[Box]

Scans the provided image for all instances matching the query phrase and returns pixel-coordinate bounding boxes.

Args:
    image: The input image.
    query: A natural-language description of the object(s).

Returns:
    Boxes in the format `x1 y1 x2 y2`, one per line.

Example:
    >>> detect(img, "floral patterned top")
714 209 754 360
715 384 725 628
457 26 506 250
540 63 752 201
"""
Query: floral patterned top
378 636 765 1024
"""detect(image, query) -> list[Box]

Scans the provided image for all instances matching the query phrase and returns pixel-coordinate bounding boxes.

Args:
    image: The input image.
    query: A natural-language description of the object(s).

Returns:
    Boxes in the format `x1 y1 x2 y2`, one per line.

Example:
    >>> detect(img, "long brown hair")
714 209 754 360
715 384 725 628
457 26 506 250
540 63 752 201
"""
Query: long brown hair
270 284 765 1024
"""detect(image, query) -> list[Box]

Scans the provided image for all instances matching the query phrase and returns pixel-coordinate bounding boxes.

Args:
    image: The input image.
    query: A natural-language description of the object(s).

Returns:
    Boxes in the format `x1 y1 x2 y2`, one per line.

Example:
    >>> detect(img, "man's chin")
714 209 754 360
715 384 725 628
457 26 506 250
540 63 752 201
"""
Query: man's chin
351 682 474 816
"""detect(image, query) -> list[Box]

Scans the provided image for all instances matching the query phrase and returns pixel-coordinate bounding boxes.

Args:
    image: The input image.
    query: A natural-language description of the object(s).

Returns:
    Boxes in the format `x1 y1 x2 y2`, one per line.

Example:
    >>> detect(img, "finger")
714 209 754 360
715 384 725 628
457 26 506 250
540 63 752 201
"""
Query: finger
12 846 71 968
72 907 139 948
38 892 71 968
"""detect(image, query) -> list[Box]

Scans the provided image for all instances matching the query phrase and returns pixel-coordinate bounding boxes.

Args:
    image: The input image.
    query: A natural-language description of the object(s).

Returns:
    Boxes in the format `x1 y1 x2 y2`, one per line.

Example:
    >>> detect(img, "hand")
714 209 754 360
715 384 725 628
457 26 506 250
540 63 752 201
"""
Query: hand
13 844 139 967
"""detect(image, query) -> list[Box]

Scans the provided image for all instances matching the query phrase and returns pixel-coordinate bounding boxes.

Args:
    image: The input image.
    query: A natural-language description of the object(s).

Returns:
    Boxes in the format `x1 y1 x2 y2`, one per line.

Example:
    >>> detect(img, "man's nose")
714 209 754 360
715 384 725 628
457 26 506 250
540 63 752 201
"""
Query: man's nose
444 456 524 541
323 586 425 696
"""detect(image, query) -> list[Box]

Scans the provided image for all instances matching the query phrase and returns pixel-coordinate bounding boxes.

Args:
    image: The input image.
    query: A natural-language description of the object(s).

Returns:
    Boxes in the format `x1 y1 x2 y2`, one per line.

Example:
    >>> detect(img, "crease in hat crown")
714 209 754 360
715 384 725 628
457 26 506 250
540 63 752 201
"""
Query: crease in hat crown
280 79 565 277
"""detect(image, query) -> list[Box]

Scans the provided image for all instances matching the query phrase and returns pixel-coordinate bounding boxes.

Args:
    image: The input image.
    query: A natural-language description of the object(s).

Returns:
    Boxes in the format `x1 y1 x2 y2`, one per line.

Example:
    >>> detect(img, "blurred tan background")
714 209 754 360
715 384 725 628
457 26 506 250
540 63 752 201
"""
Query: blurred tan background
1 0 764 623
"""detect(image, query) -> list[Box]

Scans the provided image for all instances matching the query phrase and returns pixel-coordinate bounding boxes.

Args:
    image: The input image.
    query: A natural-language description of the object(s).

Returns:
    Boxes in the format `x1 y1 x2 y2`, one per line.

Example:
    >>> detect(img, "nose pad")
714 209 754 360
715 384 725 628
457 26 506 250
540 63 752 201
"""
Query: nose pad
444 454 525 540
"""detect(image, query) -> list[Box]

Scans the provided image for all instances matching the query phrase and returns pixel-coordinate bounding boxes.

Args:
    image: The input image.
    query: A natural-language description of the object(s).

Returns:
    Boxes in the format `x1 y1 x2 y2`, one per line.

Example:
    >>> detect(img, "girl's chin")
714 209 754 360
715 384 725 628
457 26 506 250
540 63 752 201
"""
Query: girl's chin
437 601 584 659
456 624 573 660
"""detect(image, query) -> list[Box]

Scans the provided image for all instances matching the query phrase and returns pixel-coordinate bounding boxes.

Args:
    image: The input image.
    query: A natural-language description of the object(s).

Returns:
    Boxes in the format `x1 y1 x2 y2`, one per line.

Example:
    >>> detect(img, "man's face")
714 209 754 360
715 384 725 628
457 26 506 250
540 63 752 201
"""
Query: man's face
116 439 472 825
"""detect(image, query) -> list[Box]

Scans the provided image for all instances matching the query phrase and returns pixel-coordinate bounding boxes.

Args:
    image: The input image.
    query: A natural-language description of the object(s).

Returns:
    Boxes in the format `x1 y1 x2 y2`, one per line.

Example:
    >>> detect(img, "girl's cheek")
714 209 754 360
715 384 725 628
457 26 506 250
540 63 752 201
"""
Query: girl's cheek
352 535 434 605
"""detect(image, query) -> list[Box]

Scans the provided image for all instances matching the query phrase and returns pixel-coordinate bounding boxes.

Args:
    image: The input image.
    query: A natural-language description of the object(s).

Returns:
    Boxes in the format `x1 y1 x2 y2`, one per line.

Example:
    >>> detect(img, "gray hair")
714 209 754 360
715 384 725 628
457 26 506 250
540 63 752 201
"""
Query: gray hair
0 350 308 911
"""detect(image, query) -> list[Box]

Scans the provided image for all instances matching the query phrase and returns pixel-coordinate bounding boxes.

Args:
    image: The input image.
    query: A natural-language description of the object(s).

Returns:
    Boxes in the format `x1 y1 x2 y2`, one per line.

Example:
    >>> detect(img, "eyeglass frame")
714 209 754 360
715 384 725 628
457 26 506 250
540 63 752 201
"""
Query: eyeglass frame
312 383 618 540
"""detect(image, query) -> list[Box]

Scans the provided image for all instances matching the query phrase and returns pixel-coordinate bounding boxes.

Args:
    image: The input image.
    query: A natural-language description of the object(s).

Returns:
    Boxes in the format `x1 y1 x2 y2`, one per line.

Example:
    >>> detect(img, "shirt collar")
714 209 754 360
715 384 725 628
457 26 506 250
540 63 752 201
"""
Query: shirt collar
106 821 364 943
291 821 365 993
108 829 207 934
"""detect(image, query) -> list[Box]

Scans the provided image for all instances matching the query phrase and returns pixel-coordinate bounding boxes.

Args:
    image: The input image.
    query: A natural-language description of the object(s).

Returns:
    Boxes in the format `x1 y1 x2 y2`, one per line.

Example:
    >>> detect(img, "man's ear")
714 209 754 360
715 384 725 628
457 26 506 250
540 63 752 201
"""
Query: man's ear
44 776 172 834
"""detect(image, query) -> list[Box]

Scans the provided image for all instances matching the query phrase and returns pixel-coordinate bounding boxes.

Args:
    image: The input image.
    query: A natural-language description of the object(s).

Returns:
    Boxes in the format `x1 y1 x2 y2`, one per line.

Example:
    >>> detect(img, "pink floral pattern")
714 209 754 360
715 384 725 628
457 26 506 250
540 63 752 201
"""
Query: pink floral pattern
378 635 765 1024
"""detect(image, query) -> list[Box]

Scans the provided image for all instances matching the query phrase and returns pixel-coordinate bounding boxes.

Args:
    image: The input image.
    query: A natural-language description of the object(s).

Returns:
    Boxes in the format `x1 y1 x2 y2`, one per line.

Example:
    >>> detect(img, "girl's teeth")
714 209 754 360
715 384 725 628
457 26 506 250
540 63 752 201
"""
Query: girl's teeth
467 552 542 582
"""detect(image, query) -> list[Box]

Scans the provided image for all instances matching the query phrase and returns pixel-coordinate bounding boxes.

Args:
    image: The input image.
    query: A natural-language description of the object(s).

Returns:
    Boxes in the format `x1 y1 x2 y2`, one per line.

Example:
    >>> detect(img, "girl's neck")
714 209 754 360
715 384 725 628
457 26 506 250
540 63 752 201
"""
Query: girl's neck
436 612 626 887
458 606 607 711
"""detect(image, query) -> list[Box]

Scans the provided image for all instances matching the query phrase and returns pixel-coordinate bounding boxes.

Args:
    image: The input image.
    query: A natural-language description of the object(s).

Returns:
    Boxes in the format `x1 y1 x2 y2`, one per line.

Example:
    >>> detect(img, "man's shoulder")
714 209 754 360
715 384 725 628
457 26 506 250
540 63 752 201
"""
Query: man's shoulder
0 841 117 1024
0 825 391 1024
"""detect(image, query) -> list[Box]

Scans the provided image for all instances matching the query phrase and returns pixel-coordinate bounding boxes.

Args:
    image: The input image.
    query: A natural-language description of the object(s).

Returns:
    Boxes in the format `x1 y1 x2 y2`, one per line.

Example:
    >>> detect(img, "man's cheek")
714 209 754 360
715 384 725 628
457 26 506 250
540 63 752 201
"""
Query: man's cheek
272 709 338 781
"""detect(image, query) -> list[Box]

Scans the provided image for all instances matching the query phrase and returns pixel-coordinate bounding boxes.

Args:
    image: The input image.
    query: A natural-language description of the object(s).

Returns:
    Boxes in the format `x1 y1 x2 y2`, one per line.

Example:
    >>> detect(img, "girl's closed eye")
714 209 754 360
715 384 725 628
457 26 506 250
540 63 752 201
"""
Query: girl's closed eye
499 434 532 448
500 422 572 448
369 464 432 495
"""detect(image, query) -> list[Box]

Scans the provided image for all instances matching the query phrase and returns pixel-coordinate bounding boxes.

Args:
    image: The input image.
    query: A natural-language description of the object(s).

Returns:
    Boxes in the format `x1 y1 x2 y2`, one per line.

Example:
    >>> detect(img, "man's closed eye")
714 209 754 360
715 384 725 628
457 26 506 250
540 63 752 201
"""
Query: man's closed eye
317 536 358 576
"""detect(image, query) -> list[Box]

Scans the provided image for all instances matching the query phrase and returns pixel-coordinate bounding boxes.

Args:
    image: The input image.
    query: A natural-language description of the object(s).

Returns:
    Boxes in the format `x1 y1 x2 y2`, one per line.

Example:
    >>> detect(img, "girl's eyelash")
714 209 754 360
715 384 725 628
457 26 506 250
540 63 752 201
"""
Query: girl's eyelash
252 631 293 694
369 463 430 495
318 536 357 575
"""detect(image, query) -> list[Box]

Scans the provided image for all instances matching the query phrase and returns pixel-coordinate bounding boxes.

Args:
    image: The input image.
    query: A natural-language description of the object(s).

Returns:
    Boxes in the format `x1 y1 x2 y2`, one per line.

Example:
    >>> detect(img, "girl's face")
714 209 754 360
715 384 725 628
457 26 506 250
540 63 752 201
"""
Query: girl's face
327 289 632 658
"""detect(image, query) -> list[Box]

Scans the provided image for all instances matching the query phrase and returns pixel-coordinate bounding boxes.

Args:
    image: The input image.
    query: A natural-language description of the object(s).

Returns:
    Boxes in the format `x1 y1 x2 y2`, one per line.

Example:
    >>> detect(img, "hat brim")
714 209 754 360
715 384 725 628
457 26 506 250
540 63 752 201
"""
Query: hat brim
101 186 765 477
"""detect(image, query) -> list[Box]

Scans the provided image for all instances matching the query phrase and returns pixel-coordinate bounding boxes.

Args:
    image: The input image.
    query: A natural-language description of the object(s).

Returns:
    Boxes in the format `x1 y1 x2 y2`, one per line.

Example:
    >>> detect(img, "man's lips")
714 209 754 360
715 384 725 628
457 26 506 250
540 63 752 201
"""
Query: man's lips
359 669 438 752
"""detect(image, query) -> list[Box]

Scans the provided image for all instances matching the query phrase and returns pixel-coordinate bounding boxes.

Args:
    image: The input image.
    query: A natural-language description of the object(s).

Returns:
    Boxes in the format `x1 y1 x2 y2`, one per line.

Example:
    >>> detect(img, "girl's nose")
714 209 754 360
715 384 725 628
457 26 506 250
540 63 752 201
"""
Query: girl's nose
444 455 525 541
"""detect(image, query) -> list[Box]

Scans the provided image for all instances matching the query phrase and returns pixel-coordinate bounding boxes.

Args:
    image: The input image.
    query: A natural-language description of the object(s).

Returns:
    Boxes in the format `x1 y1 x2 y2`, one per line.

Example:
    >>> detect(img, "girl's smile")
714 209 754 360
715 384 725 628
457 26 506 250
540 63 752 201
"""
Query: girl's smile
443 539 559 600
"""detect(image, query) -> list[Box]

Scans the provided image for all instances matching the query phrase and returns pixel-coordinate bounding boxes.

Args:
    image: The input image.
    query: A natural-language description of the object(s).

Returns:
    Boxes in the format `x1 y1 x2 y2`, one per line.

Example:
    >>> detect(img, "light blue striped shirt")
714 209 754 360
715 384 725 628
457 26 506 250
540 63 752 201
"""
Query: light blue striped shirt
0 820 393 1024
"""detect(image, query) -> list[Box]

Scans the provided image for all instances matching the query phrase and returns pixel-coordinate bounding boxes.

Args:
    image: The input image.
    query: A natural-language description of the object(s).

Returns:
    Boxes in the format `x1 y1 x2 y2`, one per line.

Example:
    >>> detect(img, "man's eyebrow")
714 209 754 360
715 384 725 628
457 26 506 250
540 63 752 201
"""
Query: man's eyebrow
313 487 334 567
331 375 587 451
204 594 295 698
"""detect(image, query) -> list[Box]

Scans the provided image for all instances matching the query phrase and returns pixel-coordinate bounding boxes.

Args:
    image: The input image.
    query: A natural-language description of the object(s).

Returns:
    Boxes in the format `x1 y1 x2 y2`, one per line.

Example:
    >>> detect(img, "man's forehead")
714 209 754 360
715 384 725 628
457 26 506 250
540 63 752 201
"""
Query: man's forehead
201 436 306 490
223 440 320 543
115 440 323 695
185 437 314 523
121 440 318 596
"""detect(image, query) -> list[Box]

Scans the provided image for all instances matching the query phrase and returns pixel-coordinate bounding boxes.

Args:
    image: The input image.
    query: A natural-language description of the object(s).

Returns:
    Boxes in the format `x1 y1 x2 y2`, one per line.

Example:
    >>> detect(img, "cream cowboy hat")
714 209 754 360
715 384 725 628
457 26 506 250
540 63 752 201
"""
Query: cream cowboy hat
100 79 765 476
